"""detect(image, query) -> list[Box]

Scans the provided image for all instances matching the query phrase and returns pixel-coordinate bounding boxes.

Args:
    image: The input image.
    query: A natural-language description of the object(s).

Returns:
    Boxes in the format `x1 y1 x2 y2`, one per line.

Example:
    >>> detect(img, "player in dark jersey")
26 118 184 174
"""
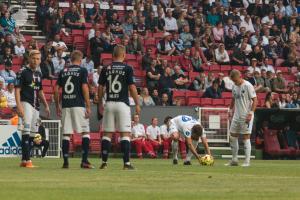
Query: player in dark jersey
98 45 140 170
15 50 50 168
54 50 93 169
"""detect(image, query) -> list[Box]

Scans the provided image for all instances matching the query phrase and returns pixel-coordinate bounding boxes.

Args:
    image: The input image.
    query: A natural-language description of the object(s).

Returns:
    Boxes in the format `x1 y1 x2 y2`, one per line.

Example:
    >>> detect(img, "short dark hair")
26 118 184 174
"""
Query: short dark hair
191 124 203 137
164 116 172 124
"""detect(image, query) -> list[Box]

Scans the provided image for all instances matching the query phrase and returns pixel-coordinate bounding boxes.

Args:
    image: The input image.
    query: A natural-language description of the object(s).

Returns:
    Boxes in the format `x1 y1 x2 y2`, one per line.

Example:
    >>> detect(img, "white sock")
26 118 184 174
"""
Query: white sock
230 136 239 162
172 140 178 160
243 139 251 164
186 140 198 161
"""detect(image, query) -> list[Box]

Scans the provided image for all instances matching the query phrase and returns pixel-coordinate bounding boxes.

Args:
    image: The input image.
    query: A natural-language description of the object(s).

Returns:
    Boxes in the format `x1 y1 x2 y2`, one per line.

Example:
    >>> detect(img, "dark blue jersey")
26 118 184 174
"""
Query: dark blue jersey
15 67 43 110
57 65 88 108
98 62 134 105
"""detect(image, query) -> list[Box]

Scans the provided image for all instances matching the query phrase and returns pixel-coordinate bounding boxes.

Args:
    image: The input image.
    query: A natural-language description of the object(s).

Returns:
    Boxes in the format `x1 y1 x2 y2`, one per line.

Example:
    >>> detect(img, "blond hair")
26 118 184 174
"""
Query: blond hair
71 50 83 62
113 45 126 59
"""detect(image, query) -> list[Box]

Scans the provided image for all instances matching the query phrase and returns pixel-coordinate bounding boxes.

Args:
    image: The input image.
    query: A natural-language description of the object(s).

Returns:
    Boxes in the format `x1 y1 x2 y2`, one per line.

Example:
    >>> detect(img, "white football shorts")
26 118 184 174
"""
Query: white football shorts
61 107 90 134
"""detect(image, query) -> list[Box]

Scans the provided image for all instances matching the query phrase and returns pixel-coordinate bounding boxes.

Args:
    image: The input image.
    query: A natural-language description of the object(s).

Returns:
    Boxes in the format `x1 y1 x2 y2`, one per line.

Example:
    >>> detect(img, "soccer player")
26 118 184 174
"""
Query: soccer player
168 115 211 165
54 50 93 169
15 50 50 168
98 45 140 170
226 70 257 167
146 117 162 153
131 114 156 158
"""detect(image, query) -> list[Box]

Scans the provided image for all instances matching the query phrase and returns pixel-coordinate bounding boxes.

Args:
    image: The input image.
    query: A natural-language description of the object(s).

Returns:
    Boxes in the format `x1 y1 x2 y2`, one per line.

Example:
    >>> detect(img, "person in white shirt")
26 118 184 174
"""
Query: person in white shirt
146 117 162 153
160 116 172 159
4 82 16 108
261 12 275 26
14 40 25 57
52 34 68 58
240 15 255 33
164 9 178 32
248 58 261 74
92 66 102 87
131 114 156 158
168 115 211 165
261 58 275 73
215 43 230 64
52 48 65 74
81 55 94 74
226 70 257 167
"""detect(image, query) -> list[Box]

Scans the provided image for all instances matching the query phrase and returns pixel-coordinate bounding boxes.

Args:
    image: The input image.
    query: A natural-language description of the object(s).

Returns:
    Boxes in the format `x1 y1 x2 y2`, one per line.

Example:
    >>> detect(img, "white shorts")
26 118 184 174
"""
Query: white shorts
102 101 131 133
230 116 254 135
19 101 39 136
61 107 90 135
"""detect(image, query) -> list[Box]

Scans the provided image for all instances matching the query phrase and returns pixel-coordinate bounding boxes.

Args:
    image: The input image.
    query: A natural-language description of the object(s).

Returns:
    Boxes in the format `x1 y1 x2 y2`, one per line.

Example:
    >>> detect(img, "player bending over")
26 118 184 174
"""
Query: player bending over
98 45 140 170
54 50 93 169
226 70 257 167
168 115 211 165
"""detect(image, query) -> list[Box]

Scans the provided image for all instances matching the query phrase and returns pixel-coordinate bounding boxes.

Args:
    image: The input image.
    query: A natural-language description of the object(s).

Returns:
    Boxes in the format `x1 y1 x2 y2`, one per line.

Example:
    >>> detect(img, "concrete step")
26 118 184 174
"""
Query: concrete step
20 29 42 36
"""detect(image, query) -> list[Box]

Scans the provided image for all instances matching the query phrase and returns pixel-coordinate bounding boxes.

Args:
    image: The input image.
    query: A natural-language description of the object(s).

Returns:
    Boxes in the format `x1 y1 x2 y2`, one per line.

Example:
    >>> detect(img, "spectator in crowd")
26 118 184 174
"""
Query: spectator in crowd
146 117 162 154
261 58 275 73
212 22 225 43
240 15 255 33
285 0 298 17
1 47 12 64
264 37 281 60
205 72 215 89
172 32 184 54
176 10 188 32
231 42 248 65
64 4 85 30
164 9 178 32
191 40 207 64
248 58 261 74
0 11 16 34
52 47 65 74
86 1 101 23
88 23 100 40
0 87 7 108
36 0 49 32
81 55 94 74
272 70 288 93
139 87 155 106
1 34 15 55
179 48 192 72
50 7 64 35
142 48 153 70
109 13 123 37
127 32 144 55
12 27 25 45
52 34 68 58
160 93 170 106
188 73 206 92
4 82 16 108
135 16 147 36
157 32 176 55
0 59 15 84
90 30 104 67
101 26 115 53
40 53 55 80
285 94 298 108
131 114 156 159
14 40 25 57
191 51 203 72
151 89 161 105
249 45 264 66
224 18 239 36
291 93 299 108
203 80 222 99
252 71 271 93
92 66 102 87
215 43 230 64
146 60 160 90
105 2 117 24
225 28 238 50
122 17 134 37
180 25 193 48
172 65 188 89
207 7 220 26
145 11 159 32
158 67 174 95
157 9 166 32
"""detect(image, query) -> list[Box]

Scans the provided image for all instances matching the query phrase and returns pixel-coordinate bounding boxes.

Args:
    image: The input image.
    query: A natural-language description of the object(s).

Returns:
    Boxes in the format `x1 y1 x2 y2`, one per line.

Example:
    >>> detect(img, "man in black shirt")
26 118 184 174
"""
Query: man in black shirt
15 50 50 168
64 4 85 30
29 119 49 158
54 50 92 169
98 45 140 170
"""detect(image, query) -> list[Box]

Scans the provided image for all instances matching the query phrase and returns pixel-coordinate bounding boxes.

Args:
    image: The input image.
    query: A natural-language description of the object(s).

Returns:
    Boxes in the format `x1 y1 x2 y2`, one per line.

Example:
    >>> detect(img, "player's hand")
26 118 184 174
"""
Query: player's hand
245 112 253 123
45 106 50 118
135 105 141 116
56 106 62 118
85 107 91 119
98 104 104 120
17 106 24 118
197 156 202 165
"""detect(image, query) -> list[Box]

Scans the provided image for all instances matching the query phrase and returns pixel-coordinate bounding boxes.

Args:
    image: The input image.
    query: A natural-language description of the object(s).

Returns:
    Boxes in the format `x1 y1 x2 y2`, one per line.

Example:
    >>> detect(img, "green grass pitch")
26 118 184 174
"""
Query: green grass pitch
0 158 299 200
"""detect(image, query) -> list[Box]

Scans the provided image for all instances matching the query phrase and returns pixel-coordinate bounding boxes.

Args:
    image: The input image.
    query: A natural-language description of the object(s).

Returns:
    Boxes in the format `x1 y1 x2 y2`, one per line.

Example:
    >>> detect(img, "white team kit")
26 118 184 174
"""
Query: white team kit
230 80 257 134
169 115 206 138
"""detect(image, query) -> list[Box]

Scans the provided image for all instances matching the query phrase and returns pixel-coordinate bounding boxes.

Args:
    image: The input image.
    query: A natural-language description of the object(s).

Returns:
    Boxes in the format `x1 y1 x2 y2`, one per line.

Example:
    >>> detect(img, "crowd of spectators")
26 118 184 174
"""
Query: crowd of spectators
1 0 300 110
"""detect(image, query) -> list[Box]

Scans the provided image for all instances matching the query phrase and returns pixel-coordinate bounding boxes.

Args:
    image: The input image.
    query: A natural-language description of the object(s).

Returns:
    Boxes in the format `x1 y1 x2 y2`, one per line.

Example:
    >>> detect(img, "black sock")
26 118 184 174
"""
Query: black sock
82 137 90 163
62 140 70 164
101 139 111 163
120 140 130 164
21 135 30 161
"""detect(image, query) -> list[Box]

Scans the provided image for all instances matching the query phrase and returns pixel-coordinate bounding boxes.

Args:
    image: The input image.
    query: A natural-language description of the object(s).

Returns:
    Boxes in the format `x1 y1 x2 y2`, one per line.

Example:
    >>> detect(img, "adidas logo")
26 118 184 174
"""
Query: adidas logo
2 132 21 147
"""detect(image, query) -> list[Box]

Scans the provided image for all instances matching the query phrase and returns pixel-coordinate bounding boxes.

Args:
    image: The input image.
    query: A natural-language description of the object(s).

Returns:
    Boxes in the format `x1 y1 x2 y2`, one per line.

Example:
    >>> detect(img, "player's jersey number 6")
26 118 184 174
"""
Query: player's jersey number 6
65 76 74 94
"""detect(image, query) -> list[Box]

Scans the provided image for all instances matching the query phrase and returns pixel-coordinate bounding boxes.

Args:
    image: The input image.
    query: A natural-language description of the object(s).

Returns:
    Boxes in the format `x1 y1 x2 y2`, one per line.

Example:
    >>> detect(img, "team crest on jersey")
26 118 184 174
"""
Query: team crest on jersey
185 131 191 137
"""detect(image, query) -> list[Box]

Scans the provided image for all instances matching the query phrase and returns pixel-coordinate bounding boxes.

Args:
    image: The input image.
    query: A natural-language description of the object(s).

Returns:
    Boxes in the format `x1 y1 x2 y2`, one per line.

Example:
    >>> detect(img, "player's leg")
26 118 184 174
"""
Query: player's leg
100 102 115 169
61 108 73 168
179 139 187 160
226 120 240 166
117 102 134 170
184 140 198 165
242 118 254 167
40 140 49 157
170 132 180 164
20 102 34 167
29 108 40 159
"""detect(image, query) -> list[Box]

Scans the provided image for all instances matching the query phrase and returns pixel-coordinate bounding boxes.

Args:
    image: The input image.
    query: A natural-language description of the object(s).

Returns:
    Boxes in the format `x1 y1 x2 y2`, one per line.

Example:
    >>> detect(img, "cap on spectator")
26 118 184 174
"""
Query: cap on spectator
163 32 171 37
251 58 257 61
276 70 282 74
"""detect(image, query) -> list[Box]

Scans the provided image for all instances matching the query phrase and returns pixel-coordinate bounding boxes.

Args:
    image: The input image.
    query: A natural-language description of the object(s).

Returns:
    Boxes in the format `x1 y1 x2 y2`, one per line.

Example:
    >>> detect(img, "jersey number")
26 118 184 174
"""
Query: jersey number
65 76 74 94
107 75 122 93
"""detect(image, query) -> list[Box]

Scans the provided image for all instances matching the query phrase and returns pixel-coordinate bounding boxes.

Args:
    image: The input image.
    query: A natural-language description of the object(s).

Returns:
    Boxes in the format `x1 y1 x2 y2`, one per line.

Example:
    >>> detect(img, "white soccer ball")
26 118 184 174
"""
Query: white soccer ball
200 154 214 166
33 134 42 144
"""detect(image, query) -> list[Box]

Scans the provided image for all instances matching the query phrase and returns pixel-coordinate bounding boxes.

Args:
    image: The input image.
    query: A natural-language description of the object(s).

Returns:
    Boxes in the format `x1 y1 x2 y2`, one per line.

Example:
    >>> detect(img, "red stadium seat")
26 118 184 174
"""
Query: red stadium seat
159 55 172 61
209 64 220 72
11 65 20 72
153 32 164 39
173 90 186 98
101 53 112 60
221 65 231 71
43 86 53 94
212 99 225 106
186 90 200 98
222 92 232 99
276 67 289 74
72 29 84 36
126 54 137 61
189 72 199 81
200 98 212 107
61 34 73 46
201 64 210 71
144 38 156 47
231 65 244 71
42 79 52 86
224 99 231 107
187 97 201 106
12 57 23 65
257 93 267 100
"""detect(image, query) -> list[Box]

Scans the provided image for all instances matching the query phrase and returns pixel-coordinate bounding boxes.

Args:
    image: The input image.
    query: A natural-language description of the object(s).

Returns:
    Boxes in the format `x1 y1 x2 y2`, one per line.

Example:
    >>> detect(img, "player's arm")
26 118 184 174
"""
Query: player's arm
246 85 258 123
200 136 211 155
82 83 91 118
15 87 24 118
38 90 50 118
129 84 141 115
185 137 201 161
